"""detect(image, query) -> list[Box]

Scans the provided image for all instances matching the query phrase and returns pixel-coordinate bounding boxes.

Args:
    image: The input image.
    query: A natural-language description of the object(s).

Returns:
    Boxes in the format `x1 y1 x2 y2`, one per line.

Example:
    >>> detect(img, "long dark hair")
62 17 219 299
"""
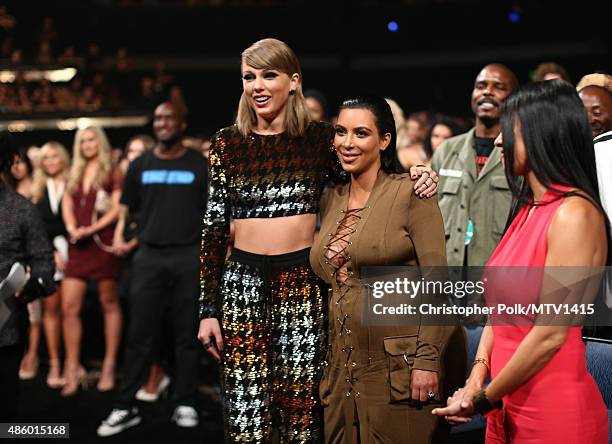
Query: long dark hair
501 79 610 261
422 117 465 160
5 145 33 190
339 95 405 174
0 132 18 187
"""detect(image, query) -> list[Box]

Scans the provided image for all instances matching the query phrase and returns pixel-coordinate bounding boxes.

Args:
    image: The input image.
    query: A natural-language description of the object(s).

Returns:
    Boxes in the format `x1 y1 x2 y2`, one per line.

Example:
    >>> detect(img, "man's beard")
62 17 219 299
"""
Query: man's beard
158 133 183 150
479 115 499 129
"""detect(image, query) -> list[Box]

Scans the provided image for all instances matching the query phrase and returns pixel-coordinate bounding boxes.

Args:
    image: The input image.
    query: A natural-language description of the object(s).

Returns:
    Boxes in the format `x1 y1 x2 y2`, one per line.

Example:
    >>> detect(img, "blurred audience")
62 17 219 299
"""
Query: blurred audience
0 132 55 421
576 73 612 92
304 89 329 122
118 134 155 176
0 5 610 422
36 16 59 47
532 62 571 82
579 85 612 138
0 6 17 32
385 98 410 148
8 147 33 198
113 133 166 405
0 8 181 117
61 126 122 396
27 145 42 169
386 98 432 169
7 148 44 386
30 141 71 388
422 116 465 161
406 111 429 147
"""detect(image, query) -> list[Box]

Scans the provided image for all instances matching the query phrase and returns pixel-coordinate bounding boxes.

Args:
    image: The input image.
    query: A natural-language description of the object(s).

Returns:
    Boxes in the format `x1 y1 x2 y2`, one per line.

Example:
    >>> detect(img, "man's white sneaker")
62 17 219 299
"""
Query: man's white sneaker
96 408 142 437
171 405 199 428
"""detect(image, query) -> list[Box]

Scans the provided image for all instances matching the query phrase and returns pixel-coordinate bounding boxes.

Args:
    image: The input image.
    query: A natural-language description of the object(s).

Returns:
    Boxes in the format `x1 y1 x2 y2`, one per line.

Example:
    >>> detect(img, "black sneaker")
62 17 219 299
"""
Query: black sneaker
96 407 142 437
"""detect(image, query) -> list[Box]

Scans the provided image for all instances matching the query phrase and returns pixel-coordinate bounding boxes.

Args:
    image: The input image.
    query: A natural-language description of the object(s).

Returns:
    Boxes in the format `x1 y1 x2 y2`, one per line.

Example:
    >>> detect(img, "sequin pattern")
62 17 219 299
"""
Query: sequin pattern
199 121 337 319
220 249 327 443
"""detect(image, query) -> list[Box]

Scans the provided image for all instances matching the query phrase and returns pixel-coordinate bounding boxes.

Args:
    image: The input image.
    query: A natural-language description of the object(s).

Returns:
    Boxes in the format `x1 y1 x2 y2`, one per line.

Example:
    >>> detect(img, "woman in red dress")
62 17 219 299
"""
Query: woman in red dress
61 126 122 396
433 80 609 443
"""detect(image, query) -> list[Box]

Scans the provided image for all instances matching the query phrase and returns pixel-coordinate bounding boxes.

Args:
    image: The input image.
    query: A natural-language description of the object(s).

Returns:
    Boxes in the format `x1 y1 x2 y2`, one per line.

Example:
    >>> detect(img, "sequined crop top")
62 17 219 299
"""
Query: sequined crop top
199 121 339 318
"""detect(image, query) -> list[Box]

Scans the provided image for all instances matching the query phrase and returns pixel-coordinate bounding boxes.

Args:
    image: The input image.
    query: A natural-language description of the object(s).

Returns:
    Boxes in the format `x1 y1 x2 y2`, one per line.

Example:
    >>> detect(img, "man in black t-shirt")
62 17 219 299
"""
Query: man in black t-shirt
98 102 208 436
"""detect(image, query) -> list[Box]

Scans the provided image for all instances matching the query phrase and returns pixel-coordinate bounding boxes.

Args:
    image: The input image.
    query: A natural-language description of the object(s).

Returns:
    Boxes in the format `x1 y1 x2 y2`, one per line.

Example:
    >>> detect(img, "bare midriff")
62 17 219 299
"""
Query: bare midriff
234 213 317 255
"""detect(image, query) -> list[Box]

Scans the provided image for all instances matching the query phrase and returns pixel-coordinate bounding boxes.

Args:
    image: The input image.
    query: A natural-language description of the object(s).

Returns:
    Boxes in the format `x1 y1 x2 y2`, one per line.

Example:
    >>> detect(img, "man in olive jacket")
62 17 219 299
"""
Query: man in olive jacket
432 64 518 266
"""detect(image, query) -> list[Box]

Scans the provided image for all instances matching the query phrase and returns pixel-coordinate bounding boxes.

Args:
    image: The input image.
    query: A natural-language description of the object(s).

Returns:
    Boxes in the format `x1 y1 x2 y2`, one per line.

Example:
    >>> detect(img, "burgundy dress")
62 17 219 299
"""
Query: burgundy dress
485 186 608 443
64 171 121 281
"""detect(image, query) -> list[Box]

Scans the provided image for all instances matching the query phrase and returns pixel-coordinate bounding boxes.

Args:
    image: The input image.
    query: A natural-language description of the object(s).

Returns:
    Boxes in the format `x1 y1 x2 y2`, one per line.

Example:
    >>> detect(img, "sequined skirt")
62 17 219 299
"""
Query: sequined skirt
220 247 328 443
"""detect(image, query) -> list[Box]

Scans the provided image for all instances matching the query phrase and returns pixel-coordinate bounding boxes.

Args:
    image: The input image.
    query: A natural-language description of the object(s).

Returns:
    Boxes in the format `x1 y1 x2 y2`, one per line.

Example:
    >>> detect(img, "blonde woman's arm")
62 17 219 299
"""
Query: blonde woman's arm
83 189 121 237
61 191 78 240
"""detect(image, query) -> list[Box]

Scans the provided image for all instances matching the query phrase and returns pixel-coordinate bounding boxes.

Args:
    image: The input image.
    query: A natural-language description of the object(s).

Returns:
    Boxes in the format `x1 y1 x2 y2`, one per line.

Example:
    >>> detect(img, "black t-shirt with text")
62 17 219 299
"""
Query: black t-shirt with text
121 149 208 247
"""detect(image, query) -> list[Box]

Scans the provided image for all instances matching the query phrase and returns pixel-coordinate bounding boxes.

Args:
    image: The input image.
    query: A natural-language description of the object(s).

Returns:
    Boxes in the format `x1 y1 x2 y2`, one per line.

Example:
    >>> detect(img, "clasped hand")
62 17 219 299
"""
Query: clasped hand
431 385 477 424
411 369 439 402
68 226 93 243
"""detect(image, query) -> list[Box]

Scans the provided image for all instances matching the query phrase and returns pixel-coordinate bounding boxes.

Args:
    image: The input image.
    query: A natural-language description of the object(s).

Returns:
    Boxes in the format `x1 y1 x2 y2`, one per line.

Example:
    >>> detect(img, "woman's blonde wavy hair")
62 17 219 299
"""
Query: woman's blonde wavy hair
385 98 411 149
236 38 310 137
67 126 112 194
31 141 70 204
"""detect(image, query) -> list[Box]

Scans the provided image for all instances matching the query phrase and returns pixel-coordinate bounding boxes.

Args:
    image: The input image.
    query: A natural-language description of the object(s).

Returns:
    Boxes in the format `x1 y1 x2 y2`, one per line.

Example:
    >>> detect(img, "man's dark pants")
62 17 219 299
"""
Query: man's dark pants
115 243 200 409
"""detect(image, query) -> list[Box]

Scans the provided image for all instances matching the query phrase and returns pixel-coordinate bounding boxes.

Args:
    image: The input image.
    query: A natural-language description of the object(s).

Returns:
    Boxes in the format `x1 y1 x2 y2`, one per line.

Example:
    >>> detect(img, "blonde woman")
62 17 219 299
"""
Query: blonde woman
386 98 428 169
197 38 438 442
385 98 410 149
62 126 122 396
30 142 71 388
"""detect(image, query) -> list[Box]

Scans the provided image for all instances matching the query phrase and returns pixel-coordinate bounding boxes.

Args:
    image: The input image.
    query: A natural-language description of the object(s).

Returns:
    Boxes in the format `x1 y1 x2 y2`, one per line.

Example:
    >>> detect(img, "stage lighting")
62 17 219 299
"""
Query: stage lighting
508 5 522 24
0 67 77 83
387 21 399 32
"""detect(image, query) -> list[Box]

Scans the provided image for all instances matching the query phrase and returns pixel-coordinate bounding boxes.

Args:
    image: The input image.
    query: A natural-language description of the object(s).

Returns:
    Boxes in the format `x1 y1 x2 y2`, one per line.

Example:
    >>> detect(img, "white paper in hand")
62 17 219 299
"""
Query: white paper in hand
0 263 27 329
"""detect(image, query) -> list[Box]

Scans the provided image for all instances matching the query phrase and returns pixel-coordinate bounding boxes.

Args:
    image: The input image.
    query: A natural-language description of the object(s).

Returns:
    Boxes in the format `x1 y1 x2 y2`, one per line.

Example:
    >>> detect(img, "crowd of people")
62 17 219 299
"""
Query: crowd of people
0 33 611 444
0 8 182 115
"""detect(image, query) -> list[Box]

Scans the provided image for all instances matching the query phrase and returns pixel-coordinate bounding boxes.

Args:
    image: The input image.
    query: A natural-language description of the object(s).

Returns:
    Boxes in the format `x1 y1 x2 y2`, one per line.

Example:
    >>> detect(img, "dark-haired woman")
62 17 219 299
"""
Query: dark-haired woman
0 132 55 420
311 95 466 443
197 38 439 442
9 147 33 198
433 80 609 443
8 148 43 382
422 117 465 161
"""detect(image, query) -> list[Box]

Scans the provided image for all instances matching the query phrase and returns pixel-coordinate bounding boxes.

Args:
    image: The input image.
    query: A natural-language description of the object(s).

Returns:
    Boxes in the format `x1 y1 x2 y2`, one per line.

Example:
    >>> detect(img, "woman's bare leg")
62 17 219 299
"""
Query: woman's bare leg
43 288 63 385
97 278 122 390
19 305 41 379
61 278 87 395
142 364 167 394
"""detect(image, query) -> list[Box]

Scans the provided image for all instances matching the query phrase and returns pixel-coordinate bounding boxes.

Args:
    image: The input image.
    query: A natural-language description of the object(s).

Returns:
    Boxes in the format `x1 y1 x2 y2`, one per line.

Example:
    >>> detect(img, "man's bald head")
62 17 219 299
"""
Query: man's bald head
155 101 188 124
484 64 519 92
578 85 612 138
153 102 188 145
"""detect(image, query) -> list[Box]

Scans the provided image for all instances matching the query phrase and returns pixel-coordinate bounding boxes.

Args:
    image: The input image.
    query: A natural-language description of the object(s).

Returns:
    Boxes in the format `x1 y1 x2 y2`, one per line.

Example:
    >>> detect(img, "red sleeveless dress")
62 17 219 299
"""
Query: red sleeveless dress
485 186 608 443
64 172 121 281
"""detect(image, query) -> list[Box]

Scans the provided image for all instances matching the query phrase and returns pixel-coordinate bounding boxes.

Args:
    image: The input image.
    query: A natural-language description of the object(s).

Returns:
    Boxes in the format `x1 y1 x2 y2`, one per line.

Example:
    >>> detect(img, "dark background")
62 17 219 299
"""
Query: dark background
4 2 610 442
2 0 611 148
